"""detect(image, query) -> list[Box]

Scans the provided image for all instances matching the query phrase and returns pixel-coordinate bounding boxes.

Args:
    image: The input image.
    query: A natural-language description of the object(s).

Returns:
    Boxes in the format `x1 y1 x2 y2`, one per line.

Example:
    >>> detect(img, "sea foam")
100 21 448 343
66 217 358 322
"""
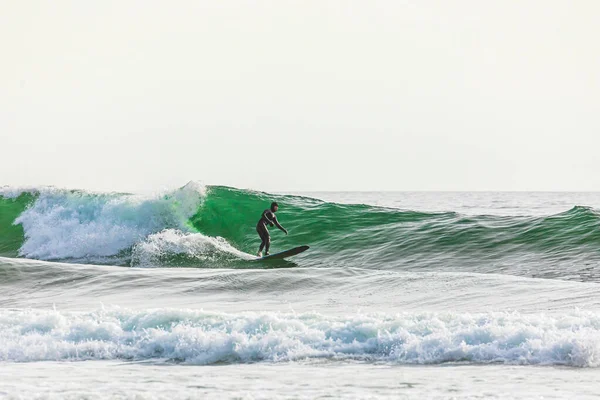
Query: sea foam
12 183 205 261
130 229 254 267
1 307 599 367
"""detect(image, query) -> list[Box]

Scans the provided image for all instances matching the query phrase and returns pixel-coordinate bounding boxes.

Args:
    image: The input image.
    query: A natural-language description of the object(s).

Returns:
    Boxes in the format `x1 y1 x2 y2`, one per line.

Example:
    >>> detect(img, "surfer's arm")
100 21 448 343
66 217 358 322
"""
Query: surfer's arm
273 217 288 234
262 210 275 225
263 210 286 233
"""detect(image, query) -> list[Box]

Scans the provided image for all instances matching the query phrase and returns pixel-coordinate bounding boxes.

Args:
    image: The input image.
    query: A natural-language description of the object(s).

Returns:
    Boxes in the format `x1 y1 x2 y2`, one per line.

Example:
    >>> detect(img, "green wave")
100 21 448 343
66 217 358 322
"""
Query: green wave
2 186 600 279
191 187 600 263
0 194 34 257
189 186 438 254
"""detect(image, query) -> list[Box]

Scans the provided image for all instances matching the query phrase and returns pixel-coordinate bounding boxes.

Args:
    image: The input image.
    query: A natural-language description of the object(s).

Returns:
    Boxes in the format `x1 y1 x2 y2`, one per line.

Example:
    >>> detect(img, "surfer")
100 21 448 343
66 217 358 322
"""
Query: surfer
257 202 288 257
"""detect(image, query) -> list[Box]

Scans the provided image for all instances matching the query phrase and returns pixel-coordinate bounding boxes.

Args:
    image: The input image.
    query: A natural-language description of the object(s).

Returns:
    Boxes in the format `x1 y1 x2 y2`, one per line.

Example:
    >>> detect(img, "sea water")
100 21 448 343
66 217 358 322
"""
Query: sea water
1 184 600 399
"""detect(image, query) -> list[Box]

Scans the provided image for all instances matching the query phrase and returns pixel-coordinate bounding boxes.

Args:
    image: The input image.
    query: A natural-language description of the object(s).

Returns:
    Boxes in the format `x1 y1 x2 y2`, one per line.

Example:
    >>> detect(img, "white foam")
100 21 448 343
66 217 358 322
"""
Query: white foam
130 229 254 267
1 307 600 367
12 183 206 261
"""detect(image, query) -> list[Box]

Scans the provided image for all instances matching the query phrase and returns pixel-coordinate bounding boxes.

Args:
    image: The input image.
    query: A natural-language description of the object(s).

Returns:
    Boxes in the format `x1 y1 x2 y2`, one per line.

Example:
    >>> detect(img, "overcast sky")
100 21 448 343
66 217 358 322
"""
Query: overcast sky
1 1 599 192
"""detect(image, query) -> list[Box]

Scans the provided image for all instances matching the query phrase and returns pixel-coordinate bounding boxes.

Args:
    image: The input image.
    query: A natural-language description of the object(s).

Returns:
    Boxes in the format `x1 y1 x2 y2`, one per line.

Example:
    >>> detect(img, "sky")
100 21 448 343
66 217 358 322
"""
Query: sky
1 1 599 192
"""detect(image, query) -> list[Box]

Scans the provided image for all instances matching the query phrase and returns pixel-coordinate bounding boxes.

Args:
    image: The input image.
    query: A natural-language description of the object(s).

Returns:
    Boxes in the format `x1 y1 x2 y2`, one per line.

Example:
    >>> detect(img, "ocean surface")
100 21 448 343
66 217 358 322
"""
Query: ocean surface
2 183 600 399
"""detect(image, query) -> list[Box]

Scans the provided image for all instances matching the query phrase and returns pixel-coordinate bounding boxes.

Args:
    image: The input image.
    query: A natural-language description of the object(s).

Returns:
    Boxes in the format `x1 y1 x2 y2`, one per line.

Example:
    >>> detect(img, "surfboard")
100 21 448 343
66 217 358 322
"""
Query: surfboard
255 245 309 261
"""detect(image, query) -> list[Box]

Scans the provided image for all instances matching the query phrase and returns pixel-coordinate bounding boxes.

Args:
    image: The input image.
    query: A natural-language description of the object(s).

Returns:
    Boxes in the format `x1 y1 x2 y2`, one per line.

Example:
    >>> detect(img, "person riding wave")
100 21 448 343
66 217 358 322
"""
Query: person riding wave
256 202 288 257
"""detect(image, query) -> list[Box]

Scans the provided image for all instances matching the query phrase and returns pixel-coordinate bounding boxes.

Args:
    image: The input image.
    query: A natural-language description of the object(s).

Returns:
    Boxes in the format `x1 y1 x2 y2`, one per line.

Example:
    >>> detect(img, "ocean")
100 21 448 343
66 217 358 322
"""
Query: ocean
1 183 600 399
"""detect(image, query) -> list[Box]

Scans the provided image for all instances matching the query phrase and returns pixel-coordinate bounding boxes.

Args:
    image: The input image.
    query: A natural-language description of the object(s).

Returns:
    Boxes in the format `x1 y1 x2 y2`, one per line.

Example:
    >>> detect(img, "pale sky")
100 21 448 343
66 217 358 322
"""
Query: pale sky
1 1 599 192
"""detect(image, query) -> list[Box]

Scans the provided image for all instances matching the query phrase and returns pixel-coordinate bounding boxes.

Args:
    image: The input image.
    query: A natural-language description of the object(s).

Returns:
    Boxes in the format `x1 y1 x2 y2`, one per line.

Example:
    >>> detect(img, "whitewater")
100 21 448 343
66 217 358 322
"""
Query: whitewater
2 183 600 399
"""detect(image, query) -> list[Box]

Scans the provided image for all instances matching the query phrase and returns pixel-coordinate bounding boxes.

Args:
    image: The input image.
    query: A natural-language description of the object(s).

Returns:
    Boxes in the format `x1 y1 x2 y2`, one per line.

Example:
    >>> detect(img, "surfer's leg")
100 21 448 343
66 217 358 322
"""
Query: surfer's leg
258 231 265 253
257 225 268 255
264 232 271 255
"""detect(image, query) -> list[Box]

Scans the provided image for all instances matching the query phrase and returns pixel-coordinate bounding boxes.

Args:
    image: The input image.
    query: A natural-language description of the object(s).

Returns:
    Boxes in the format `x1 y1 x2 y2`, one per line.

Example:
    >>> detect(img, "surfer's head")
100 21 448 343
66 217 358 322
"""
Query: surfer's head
270 202 279 212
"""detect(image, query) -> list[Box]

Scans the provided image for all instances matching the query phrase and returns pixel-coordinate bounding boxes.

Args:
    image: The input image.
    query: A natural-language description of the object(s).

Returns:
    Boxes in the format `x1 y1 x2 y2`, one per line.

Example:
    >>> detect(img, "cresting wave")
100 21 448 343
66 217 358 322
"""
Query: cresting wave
1 307 599 367
0 183 208 263
1 183 600 280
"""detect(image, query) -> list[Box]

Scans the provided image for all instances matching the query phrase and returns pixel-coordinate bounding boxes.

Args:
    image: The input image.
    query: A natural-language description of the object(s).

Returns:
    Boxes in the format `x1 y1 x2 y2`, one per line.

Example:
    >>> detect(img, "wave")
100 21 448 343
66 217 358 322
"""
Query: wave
4 255 600 314
0 183 206 263
1 183 600 281
1 307 599 367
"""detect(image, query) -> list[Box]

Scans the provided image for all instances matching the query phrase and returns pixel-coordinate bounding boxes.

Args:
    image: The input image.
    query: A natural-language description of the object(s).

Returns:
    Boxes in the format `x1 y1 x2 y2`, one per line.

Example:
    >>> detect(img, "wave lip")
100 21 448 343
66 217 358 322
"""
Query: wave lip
2 307 600 367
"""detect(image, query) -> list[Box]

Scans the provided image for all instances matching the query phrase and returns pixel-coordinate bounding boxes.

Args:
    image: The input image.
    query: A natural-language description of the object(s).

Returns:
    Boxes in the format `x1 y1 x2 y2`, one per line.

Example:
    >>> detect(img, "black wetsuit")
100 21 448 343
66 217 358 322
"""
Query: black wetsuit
257 209 284 254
